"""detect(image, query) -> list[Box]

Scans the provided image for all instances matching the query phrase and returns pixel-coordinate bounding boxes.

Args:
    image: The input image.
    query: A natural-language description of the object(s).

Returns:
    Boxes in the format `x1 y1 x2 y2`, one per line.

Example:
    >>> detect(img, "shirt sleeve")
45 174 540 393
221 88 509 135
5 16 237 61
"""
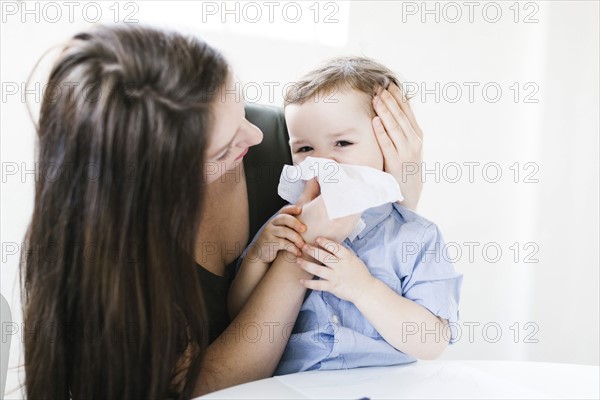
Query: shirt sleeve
398 222 463 344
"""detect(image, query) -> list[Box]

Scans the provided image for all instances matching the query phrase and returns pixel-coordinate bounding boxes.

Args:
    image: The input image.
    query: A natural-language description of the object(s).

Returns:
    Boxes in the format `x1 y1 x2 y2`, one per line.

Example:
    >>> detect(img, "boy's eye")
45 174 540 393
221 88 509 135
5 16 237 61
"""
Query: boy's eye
296 146 313 153
335 141 353 147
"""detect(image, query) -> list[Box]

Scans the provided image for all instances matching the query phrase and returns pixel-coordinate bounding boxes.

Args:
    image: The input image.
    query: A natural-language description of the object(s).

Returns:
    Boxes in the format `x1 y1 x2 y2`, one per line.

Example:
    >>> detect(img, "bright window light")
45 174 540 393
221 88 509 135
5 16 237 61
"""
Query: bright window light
134 1 350 47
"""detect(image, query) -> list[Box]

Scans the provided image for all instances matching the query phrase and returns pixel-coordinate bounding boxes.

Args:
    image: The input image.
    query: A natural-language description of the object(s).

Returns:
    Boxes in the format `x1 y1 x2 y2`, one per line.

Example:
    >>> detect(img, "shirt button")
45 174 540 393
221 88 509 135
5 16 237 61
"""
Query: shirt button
330 314 340 324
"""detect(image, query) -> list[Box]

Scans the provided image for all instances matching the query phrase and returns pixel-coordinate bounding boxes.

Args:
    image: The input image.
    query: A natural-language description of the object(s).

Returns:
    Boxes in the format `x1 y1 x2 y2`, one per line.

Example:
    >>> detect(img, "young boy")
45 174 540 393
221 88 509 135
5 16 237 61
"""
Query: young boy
228 57 463 374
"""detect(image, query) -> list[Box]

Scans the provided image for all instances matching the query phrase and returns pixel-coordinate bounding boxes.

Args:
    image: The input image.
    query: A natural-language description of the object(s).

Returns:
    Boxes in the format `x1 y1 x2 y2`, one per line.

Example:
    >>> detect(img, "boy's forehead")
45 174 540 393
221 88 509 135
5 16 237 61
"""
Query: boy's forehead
286 89 372 118
310 87 371 106
285 90 372 136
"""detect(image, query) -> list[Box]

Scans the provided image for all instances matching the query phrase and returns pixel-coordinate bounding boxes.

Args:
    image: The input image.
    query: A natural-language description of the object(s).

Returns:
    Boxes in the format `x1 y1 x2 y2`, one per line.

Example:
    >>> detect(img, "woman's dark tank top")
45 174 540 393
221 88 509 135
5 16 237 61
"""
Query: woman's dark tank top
195 259 236 343
194 159 261 343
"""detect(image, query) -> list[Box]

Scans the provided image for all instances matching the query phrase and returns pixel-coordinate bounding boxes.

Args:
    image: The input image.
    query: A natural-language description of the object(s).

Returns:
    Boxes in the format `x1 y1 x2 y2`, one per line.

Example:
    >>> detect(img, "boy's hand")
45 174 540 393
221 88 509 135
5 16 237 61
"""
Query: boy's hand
295 237 376 304
299 196 361 245
372 83 424 211
248 205 306 263
294 178 361 245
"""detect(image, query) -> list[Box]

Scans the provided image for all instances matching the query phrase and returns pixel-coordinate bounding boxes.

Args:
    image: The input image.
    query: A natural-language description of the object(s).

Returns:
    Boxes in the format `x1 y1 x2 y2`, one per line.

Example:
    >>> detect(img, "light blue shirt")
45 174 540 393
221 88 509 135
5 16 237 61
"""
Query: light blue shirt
238 202 463 375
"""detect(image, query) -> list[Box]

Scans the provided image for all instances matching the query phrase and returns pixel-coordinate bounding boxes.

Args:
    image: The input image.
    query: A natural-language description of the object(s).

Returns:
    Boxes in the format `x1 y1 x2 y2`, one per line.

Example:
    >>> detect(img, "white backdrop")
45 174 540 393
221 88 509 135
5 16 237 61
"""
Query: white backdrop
1 1 599 398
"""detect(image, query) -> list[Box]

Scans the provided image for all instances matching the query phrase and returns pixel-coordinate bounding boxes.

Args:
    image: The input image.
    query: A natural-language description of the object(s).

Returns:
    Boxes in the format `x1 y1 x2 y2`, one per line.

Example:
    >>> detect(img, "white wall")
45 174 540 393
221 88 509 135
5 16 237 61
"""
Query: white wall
1 1 598 398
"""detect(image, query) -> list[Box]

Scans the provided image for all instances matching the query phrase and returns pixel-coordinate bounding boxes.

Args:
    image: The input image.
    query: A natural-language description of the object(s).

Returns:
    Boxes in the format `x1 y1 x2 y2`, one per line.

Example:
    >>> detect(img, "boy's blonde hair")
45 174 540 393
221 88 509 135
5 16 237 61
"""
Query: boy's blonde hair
284 56 406 115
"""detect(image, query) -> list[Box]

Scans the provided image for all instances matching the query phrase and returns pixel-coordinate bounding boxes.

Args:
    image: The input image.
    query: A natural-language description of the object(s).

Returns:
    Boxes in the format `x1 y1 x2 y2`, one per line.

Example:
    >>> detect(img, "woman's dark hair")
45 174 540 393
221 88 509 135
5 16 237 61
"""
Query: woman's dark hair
21 24 229 399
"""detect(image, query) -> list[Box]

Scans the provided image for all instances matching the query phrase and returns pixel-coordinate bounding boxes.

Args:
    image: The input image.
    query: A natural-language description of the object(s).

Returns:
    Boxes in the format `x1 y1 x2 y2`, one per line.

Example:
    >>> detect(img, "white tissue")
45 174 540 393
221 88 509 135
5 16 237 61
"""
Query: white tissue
277 157 403 220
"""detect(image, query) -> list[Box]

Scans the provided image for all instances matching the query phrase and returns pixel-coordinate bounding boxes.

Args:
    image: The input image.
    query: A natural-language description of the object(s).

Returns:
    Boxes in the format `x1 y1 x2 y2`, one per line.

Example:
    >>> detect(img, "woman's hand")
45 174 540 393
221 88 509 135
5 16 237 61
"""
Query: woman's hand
372 83 424 210
295 237 376 304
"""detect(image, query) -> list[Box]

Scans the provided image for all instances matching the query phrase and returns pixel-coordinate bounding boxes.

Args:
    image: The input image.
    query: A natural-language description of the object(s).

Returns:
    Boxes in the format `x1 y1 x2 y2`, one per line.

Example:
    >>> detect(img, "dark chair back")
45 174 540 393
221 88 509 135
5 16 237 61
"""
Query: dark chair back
243 103 292 240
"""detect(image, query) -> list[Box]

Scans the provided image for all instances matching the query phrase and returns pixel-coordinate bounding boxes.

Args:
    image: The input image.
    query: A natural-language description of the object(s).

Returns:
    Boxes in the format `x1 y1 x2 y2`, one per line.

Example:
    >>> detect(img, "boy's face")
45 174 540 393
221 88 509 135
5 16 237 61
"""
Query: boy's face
285 89 384 170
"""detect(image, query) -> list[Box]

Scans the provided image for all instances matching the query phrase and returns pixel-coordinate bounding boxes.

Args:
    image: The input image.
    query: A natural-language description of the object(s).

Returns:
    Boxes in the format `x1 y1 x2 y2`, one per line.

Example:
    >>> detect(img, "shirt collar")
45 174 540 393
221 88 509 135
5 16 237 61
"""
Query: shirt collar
346 202 395 243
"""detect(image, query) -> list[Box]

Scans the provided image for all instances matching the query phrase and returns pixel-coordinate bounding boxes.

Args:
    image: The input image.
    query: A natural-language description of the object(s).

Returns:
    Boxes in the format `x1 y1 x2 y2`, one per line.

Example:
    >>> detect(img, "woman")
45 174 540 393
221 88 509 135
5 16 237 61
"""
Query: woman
22 24 423 398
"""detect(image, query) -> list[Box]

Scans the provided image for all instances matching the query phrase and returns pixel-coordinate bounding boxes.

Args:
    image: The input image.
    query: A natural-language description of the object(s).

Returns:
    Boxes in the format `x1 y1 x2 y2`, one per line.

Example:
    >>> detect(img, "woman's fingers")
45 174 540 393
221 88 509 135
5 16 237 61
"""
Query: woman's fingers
373 85 424 168
296 258 332 281
380 89 416 145
373 94 406 148
388 83 423 140
372 117 402 172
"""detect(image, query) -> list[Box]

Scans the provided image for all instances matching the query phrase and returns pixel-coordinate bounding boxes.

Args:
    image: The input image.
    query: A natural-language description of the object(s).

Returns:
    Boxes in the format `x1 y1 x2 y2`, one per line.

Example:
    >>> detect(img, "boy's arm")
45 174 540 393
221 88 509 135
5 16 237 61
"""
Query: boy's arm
353 277 449 360
298 242 449 359
229 205 307 319
228 245 316 319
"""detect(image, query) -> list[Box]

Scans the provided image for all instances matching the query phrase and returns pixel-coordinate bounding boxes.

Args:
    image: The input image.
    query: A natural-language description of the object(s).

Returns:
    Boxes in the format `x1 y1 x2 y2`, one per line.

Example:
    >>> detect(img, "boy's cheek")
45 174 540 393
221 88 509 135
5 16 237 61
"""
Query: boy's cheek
346 149 384 171
375 151 385 171
291 153 306 165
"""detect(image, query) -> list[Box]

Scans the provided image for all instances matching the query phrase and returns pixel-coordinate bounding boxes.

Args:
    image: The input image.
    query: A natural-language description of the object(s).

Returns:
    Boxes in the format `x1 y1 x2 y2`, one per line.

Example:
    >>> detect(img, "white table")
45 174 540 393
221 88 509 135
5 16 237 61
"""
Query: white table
197 360 599 399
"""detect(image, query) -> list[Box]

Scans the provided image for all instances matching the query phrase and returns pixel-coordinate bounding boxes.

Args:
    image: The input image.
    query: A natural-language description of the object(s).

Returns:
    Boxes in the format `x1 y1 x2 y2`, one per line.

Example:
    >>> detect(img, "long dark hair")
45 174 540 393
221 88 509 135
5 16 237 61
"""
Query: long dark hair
21 24 228 399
